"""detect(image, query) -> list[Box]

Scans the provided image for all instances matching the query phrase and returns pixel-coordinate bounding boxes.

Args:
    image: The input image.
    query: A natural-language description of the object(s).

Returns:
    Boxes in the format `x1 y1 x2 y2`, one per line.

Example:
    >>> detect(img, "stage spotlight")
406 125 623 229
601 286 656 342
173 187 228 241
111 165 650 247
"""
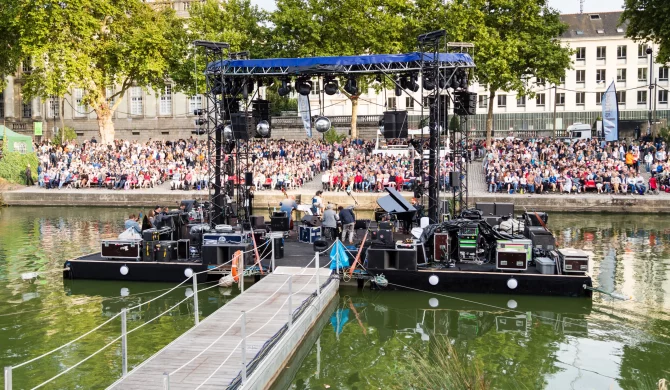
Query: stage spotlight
451 71 461 90
256 120 270 137
439 69 452 89
400 75 409 90
422 74 435 91
242 78 253 99
375 74 383 83
395 78 402 97
409 74 420 92
296 77 313 96
195 118 207 126
344 77 358 95
278 77 292 97
460 71 469 89
191 128 206 135
314 116 332 133
193 109 204 116
324 76 339 95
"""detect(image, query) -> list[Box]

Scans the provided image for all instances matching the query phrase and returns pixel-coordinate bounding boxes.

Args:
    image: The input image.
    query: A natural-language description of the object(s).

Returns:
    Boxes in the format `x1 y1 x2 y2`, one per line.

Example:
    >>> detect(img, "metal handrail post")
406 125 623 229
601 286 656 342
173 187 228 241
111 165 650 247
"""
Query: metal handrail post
121 308 128 377
240 263 245 294
271 236 276 272
315 251 320 297
288 275 293 327
241 311 247 385
193 274 200 326
5 366 12 390
163 372 170 390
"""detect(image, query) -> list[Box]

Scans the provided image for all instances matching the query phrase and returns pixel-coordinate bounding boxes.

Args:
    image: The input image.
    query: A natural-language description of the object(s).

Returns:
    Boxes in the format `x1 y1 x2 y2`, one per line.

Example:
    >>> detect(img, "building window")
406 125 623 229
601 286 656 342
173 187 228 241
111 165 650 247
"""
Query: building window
555 93 565 106
49 96 59 118
159 85 172 115
74 88 86 117
576 70 585 83
659 90 668 104
596 92 604 105
517 96 526 107
617 45 627 59
596 69 606 83
559 76 565 85
637 90 647 104
638 68 648 82
22 102 32 118
189 95 203 113
596 46 606 60
106 87 116 106
405 97 414 110
310 79 321 95
659 67 668 81
536 93 546 106
497 95 507 107
638 44 649 58
576 47 586 60
130 86 143 115
478 95 488 108
617 68 627 82
536 77 545 86
0 92 4 118
387 97 396 109
617 91 626 104
576 92 585 105
22 58 31 74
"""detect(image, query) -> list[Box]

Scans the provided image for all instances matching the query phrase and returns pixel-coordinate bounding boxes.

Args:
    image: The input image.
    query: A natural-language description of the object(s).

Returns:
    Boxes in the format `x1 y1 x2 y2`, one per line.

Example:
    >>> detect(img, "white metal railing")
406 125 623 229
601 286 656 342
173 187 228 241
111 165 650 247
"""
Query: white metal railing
4 238 273 390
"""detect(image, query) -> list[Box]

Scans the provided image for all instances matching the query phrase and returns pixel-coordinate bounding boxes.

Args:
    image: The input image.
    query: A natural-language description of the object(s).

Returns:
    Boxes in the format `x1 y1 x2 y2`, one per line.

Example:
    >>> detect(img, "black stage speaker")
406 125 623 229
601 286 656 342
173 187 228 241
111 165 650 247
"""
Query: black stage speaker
250 215 265 230
413 159 422 177
454 91 477 116
449 171 461 187
271 216 290 231
301 215 321 227
226 179 235 197
383 111 408 138
494 202 514 217
231 112 253 140
475 202 495 217
245 172 253 186
427 95 450 129
220 97 240 120
251 99 271 138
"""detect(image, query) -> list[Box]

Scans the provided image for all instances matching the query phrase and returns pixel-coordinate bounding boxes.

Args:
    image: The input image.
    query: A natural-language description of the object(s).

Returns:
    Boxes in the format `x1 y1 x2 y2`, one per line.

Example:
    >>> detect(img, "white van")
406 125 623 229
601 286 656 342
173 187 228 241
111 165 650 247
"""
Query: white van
566 123 592 139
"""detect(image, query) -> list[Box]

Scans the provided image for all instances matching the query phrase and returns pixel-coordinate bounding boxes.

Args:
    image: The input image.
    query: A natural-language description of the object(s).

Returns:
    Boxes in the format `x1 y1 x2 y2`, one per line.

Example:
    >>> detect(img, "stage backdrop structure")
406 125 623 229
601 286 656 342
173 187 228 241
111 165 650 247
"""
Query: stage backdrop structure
196 32 476 225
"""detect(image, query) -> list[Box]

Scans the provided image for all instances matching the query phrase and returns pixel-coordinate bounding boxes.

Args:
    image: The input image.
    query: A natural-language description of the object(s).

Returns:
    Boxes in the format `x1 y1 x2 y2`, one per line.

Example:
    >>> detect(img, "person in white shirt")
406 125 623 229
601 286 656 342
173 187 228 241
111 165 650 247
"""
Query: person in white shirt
626 175 637 195
644 152 654 173
322 170 331 191
635 174 646 194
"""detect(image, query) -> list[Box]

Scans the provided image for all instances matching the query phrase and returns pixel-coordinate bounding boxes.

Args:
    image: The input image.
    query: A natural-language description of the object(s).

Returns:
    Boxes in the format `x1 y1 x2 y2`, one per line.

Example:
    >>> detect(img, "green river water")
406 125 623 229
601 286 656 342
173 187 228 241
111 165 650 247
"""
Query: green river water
1 207 669 389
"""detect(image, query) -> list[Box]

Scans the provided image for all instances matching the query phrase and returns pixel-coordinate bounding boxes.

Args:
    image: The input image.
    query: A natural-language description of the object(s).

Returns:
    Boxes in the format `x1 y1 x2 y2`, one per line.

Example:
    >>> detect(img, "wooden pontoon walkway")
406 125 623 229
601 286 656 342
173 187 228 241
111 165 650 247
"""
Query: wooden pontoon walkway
108 266 335 390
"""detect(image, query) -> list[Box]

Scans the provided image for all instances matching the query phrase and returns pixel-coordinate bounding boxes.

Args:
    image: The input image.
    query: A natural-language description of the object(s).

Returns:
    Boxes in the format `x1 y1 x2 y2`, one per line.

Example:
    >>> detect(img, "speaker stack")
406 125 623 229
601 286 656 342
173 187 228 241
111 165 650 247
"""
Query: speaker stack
454 91 477 116
252 99 271 138
230 112 253 140
428 95 450 131
383 110 408 139
220 97 240 120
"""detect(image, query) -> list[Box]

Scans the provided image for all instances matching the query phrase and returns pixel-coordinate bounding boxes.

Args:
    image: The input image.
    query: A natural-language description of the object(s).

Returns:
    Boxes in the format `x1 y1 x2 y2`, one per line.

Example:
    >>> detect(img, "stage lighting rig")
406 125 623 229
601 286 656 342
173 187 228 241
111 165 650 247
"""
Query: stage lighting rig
422 74 435 91
324 76 339 95
344 76 358 95
295 77 313 96
193 108 205 116
408 73 420 92
195 118 207 126
417 29 446 44
278 77 292 97
395 77 402 96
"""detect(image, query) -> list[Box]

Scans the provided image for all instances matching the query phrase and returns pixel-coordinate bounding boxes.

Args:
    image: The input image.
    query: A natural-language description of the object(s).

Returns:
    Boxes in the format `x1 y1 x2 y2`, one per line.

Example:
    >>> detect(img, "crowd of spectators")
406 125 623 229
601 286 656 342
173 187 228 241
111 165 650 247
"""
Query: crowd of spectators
483 137 670 195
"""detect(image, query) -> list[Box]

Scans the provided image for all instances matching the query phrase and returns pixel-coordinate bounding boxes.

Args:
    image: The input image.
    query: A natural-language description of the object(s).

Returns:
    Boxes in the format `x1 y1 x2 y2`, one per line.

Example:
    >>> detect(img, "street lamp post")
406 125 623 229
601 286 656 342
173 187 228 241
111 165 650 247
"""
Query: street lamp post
647 46 654 136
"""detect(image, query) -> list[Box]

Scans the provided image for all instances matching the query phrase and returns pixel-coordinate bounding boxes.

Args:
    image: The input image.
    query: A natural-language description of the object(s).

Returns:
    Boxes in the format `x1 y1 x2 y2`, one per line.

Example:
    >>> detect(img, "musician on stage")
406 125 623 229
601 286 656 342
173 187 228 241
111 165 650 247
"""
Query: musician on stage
338 205 356 244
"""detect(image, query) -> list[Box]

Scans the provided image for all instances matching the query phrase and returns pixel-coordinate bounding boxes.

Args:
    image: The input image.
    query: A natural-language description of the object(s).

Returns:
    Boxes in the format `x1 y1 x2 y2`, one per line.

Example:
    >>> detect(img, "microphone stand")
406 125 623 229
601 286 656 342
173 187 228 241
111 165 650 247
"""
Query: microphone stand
347 190 359 206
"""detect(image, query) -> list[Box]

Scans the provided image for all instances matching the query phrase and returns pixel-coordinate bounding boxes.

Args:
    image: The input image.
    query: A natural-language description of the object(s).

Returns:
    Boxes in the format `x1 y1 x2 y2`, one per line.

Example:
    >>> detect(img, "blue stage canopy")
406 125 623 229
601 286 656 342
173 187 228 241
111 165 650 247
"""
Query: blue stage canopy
206 52 475 76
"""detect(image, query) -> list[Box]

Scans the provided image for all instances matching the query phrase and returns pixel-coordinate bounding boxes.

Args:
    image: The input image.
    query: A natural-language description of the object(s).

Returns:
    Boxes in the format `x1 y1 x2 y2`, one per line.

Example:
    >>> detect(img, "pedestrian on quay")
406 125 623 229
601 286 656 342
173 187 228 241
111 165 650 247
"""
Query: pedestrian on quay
25 164 34 186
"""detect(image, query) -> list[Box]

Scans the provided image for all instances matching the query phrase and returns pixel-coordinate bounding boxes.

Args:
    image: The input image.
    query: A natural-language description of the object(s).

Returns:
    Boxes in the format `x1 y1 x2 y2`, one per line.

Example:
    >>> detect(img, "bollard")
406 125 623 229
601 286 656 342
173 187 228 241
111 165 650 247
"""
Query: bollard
121 308 128 377
315 251 320 297
288 275 293 327
271 236 276 272
241 311 247 384
193 274 200 326
5 366 12 390
163 372 170 390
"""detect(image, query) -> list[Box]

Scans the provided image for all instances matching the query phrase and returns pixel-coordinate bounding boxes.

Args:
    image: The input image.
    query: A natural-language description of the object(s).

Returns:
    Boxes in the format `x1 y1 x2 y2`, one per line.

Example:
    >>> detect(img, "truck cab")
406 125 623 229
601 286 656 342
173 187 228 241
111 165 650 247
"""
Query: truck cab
566 123 593 140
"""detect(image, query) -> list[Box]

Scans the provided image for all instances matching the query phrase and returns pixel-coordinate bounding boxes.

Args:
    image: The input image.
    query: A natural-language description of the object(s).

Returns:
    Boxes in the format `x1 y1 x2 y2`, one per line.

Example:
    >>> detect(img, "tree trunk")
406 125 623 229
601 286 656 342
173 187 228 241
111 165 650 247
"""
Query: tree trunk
96 109 115 144
350 96 358 139
59 97 65 138
486 92 495 146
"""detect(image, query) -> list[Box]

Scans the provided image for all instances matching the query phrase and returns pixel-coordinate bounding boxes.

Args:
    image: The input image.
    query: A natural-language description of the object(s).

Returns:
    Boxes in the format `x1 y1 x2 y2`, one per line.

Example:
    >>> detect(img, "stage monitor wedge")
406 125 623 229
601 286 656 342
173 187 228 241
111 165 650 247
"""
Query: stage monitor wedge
383 110 408 139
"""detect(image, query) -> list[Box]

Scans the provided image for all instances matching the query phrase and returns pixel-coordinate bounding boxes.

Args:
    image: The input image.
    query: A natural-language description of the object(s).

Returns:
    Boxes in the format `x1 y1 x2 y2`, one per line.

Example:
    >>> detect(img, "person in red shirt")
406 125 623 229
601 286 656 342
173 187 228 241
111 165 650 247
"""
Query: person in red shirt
354 171 363 192
395 174 404 190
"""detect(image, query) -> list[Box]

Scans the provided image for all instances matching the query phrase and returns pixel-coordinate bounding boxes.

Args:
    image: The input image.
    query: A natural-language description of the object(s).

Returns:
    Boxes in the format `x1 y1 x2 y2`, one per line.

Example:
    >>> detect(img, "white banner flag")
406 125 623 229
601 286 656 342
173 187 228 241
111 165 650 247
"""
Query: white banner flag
298 94 312 138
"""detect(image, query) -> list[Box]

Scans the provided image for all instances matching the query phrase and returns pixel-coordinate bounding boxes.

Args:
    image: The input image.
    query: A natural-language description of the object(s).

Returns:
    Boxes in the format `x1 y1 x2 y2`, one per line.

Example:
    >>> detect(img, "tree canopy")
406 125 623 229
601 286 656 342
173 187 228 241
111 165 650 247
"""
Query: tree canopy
0 0 179 143
444 0 572 144
622 0 670 63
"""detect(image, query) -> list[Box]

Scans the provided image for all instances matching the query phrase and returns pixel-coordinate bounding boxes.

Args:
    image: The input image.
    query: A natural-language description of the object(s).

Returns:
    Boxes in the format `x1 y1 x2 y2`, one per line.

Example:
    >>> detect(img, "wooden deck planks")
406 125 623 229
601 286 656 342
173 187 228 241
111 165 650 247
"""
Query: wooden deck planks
109 266 333 390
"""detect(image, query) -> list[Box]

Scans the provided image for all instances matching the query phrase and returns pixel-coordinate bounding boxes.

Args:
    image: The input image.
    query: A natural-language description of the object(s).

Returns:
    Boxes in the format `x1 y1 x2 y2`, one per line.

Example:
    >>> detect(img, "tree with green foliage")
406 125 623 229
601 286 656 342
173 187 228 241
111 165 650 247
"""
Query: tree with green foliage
53 127 78 146
444 0 572 145
324 128 347 144
270 0 409 138
167 0 268 97
622 0 670 63
266 89 298 116
449 116 461 132
0 0 178 144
